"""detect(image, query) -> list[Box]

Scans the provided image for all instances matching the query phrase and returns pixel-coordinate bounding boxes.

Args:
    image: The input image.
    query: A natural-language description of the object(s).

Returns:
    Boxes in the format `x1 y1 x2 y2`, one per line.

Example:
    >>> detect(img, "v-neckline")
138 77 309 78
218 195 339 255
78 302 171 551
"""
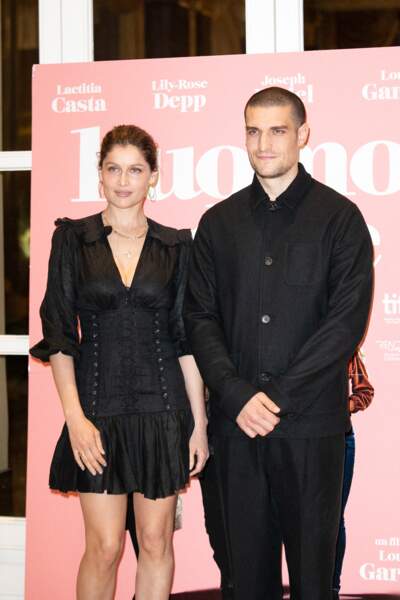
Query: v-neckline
107 232 148 291
101 214 149 292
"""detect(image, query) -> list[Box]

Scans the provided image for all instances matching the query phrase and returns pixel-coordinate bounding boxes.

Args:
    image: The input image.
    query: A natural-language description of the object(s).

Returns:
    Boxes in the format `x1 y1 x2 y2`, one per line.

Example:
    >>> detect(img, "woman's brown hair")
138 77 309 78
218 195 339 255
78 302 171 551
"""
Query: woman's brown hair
98 124 158 171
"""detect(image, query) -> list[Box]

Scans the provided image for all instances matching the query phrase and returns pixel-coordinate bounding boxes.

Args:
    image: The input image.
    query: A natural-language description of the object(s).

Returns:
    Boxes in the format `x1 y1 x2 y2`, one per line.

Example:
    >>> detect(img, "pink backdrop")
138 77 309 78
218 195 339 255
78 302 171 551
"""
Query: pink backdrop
28 47 400 598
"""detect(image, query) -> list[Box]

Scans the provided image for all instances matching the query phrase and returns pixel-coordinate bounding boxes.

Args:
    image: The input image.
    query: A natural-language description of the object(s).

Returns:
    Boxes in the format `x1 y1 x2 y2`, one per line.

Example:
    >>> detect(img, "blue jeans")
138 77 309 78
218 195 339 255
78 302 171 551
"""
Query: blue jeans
333 427 355 592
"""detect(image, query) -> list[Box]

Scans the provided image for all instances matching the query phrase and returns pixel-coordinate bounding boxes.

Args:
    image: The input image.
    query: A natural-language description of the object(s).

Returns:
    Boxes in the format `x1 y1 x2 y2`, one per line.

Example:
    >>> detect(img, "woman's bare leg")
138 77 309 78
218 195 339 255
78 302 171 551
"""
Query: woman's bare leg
77 493 127 600
134 492 177 600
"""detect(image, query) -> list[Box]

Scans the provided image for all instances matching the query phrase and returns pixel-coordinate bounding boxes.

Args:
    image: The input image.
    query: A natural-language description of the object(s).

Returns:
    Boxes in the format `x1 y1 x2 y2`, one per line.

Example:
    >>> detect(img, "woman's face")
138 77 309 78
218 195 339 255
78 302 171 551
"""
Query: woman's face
99 144 157 210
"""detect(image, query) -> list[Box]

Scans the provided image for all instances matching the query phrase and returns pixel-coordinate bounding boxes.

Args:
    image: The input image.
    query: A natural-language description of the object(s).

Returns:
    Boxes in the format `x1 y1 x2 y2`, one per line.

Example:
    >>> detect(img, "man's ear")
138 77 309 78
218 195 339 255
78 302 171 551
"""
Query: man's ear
298 122 310 148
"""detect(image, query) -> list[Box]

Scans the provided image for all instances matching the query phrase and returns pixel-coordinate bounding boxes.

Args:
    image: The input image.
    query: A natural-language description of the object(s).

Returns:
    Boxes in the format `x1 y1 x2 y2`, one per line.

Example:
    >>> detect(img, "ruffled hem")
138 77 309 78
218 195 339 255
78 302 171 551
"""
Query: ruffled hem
30 339 80 363
49 409 191 499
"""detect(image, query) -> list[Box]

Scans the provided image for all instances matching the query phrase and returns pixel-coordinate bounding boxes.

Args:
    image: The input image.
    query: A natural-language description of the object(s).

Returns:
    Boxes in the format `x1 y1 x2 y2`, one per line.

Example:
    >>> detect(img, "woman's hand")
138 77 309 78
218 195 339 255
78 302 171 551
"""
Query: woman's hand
189 425 209 476
66 414 107 475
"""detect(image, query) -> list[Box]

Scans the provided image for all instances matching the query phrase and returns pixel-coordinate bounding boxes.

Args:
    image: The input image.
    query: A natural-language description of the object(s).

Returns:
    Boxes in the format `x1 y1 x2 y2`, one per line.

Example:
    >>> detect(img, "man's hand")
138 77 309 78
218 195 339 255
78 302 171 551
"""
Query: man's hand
236 392 280 438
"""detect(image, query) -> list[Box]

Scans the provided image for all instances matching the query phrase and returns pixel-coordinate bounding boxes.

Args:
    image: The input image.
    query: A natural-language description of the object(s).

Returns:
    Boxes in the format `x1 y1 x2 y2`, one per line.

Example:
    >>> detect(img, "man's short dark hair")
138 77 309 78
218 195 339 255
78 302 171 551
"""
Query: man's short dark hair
244 86 306 127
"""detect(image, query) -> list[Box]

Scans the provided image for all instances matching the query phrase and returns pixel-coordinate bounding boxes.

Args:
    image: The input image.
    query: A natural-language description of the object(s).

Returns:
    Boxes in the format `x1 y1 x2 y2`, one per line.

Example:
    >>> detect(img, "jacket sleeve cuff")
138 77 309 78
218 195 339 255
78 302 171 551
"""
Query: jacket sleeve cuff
261 377 290 415
220 379 259 422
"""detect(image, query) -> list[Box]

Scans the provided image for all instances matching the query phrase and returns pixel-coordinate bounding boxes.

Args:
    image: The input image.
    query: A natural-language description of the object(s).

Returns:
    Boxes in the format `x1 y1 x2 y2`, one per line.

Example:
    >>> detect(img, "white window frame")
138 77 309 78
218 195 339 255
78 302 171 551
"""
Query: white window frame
246 0 304 53
0 0 94 362
0 2 303 597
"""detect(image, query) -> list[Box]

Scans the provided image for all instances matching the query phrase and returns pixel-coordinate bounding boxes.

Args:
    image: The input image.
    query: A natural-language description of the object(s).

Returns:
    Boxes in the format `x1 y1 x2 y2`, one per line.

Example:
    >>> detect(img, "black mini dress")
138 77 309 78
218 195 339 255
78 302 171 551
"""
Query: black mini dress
30 212 193 499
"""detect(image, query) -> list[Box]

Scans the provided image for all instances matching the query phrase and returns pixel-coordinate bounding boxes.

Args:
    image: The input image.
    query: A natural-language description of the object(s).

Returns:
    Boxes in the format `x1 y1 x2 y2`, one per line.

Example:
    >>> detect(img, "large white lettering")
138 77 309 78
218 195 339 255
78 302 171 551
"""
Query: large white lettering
196 146 251 199
70 127 400 202
360 562 400 581
301 143 353 196
157 147 201 201
71 126 101 203
351 141 400 196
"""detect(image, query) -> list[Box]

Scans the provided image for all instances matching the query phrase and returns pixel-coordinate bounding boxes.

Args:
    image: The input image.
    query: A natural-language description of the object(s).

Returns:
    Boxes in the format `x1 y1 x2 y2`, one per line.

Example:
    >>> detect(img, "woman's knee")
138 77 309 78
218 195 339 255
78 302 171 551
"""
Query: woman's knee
137 527 172 560
86 533 125 569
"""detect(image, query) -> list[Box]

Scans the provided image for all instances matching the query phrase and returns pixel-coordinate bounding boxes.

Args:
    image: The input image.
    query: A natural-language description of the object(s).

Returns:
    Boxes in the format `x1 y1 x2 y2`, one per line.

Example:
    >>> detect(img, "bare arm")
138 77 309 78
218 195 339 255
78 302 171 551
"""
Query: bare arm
179 354 209 476
50 352 106 475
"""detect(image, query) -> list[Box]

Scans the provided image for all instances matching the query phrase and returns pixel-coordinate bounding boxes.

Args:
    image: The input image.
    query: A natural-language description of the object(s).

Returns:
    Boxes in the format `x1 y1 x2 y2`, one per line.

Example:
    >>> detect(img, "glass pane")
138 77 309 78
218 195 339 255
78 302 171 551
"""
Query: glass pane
1 0 39 150
94 0 245 61
0 356 28 517
304 1 400 50
1 172 30 334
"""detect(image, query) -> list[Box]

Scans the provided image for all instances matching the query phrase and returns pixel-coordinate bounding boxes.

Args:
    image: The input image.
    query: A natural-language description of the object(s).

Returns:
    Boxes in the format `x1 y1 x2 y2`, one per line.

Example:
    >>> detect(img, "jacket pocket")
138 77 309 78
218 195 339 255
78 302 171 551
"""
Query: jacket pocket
284 242 322 286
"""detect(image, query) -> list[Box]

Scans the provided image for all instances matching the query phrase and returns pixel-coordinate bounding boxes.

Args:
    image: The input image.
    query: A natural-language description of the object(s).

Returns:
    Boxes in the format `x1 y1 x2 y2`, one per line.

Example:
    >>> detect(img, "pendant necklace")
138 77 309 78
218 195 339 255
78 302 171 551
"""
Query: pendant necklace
103 214 148 259
113 227 147 259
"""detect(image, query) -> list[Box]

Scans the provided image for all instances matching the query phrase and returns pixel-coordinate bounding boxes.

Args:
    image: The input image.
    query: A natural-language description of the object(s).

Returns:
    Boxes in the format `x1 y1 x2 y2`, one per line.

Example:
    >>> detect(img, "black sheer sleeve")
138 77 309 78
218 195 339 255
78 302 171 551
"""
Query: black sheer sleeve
30 220 80 363
168 229 193 358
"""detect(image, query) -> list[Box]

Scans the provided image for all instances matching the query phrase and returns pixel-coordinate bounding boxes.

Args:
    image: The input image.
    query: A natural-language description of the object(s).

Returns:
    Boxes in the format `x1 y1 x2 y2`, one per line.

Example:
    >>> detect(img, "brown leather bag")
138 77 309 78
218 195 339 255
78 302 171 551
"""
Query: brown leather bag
348 351 374 413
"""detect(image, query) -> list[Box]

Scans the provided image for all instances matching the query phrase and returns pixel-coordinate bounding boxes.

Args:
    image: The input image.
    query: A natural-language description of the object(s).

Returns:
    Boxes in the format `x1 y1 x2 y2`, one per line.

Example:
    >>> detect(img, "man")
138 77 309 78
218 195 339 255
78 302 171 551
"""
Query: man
184 87 373 599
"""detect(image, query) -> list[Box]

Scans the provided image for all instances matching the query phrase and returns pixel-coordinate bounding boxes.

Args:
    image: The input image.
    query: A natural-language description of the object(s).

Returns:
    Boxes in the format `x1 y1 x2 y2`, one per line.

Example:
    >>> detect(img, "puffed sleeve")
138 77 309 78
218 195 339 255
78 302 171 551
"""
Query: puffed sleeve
30 221 80 362
168 229 193 357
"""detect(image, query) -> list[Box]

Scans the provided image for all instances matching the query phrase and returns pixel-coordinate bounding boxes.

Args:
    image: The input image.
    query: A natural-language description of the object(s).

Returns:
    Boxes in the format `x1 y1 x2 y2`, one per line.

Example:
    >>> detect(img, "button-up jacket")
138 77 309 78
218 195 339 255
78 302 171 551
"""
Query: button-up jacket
184 164 373 438
30 213 191 418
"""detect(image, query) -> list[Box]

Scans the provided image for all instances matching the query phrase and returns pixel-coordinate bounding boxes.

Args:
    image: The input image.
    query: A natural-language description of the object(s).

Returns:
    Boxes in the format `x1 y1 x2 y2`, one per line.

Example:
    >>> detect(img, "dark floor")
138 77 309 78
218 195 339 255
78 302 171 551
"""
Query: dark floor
171 590 398 599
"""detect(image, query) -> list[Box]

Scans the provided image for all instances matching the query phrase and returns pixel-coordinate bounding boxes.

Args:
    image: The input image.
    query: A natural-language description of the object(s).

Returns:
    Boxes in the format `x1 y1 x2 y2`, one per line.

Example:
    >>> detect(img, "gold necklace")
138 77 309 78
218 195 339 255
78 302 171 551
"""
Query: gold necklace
103 214 148 259
111 225 148 241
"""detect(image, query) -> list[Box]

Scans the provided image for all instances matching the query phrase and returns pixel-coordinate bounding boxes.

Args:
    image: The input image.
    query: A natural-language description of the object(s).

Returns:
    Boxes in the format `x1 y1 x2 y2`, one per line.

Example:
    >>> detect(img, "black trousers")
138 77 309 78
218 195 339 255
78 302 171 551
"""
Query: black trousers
201 434 345 600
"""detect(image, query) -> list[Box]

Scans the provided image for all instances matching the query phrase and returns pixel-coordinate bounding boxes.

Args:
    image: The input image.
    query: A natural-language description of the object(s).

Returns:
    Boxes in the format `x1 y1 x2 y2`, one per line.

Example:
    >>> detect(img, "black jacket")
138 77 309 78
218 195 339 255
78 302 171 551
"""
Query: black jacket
184 164 373 438
30 213 192 418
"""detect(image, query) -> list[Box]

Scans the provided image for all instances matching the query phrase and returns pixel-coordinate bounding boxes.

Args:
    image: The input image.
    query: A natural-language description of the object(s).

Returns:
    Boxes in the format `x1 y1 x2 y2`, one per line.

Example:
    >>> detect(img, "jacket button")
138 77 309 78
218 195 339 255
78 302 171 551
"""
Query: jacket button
264 256 273 266
159 366 165 372
260 372 271 382
261 314 271 324
155 339 161 345
162 392 168 400
165 404 171 410
157 357 163 363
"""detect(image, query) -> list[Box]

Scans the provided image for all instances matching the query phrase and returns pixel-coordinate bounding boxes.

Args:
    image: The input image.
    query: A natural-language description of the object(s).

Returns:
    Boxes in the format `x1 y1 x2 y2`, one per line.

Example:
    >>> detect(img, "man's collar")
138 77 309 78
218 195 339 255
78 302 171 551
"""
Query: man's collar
249 163 313 211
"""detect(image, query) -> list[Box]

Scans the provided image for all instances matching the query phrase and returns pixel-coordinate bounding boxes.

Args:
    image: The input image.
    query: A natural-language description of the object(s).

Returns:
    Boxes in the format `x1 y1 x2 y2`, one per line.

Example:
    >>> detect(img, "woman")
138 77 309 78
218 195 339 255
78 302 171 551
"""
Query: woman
30 124 209 600
332 351 374 600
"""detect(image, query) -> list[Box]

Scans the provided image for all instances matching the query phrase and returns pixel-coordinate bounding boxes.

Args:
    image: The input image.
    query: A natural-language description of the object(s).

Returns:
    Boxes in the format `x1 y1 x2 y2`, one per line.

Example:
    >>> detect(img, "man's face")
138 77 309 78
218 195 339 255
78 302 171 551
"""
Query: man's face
245 104 308 182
